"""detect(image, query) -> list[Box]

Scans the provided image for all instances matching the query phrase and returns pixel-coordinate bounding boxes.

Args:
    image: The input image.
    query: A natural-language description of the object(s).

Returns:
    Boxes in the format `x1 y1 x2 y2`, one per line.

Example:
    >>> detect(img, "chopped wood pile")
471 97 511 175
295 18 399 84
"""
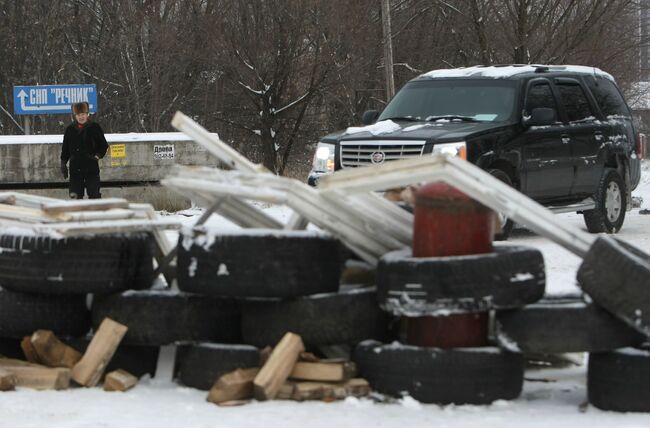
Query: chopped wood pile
0 318 133 391
207 332 371 406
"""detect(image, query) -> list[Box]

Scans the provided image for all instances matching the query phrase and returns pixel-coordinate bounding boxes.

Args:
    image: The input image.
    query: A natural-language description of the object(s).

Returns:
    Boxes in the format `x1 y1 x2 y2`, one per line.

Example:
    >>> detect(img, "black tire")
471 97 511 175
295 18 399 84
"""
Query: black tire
92 290 241 346
177 230 342 298
489 169 515 241
577 236 650 337
583 168 626 233
0 287 90 338
66 337 160 378
175 343 260 390
241 286 394 348
495 295 645 353
588 346 650 412
354 340 524 405
377 245 545 316
0 233 154 295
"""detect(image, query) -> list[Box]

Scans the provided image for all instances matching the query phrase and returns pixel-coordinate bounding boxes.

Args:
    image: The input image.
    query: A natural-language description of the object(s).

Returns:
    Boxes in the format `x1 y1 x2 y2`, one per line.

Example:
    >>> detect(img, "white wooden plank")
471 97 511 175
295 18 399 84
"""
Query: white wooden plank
34 219 181 236
42 198 130 214
64 209 136 222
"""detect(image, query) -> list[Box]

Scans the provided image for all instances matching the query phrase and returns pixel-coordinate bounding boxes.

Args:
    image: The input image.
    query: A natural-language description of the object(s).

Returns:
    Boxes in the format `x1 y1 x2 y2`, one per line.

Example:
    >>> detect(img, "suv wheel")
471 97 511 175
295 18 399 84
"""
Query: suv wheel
489 169 515 240
583 169 626 233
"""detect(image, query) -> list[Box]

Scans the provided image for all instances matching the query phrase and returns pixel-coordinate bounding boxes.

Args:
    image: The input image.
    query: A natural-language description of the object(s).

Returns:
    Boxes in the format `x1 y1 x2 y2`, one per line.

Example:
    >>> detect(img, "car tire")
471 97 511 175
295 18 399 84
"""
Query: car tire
175 343 260 390
588 346 650 412
489 169 515 240
0 287 90 338
577 236 650 337
92 290 241 346
583 168 626 233
241 286 394 348
0 233 154 295
377 245 545 316
177 230 341 298
353 340 524 405
495 294 646 353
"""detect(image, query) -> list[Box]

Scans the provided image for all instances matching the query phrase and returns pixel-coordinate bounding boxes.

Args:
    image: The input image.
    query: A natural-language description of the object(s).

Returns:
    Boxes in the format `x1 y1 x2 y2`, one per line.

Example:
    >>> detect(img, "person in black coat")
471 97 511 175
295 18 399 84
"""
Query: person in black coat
61 102 109 199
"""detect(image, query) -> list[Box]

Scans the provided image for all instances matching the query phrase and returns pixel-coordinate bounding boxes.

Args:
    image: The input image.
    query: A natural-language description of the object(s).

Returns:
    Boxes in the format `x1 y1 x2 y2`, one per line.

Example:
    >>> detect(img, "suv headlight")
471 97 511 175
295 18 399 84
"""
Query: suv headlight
432 141 466 160
312 142 335 173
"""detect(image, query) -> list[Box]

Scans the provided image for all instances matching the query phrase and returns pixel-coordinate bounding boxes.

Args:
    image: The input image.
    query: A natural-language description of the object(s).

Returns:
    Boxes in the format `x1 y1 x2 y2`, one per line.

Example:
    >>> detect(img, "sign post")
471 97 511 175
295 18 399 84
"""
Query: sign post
13 84 98 116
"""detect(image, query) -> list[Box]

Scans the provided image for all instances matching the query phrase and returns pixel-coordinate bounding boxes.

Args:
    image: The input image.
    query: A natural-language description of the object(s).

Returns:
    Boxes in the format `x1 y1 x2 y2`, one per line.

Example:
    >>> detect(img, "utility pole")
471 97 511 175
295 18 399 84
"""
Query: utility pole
381 0 395 101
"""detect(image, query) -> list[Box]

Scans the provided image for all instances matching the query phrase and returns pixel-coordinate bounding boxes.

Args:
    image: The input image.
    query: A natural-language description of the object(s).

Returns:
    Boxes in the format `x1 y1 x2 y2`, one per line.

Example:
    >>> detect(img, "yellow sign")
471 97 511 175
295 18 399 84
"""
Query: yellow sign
110 144 126 159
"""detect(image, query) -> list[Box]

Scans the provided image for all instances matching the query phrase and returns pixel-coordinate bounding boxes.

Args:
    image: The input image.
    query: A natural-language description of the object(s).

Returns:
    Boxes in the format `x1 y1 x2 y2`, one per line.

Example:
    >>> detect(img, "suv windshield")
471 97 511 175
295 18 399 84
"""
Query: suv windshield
378 79 518 123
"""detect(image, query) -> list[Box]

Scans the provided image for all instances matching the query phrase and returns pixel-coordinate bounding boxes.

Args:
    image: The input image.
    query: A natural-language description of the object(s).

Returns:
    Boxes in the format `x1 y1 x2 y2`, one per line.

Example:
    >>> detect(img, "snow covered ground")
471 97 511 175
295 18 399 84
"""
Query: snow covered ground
4 164 650 427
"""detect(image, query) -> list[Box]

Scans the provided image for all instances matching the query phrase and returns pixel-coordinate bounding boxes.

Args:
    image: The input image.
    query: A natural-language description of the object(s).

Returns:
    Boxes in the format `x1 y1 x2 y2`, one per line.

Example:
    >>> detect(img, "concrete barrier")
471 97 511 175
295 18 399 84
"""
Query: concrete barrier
0 133 220 209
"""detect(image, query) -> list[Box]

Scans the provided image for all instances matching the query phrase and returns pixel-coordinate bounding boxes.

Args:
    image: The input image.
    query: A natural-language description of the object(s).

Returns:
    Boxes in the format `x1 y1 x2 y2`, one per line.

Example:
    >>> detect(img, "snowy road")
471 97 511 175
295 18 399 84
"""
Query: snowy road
3 165 650 427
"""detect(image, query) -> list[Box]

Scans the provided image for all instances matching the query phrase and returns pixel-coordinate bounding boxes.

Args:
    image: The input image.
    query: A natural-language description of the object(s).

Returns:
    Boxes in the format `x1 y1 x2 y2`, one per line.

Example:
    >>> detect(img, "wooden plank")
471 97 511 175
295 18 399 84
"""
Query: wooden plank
0 204 66 223
0 368 17 391
41 198 130 214
21 336 42 364
253 332 304 401
0 358 70 390
71 318 128 387
0 192 61 209
291 378 370 401
35 219 181 236
104 369 138 392
30 330 82 369
63 209 136 222
276 381 296 400
289 361 356 382
207 368 260 405
0 193 16 205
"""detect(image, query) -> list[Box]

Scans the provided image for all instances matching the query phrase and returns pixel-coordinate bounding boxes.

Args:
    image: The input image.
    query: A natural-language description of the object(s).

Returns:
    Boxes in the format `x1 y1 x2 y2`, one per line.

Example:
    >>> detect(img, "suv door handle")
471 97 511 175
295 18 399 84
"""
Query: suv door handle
561 135 571 144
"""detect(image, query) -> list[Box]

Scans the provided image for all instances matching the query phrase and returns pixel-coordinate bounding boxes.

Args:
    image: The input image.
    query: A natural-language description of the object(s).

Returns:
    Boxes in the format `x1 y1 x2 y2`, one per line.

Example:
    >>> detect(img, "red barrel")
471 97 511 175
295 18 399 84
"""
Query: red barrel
413 182 495 257
407 182 495 348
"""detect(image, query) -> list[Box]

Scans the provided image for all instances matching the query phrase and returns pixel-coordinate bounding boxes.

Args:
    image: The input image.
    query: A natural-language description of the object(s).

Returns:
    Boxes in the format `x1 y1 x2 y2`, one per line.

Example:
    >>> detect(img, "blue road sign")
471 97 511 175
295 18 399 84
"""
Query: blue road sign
13 84 98 115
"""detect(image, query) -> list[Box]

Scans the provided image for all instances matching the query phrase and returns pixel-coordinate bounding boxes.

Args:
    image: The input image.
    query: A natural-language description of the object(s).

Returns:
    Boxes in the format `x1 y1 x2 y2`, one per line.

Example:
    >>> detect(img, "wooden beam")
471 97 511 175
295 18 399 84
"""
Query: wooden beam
290 378 371 401
0 368 17 391
289 361 356 382
207 367 260 405
35 219 181 236
0 204 67 223
0 358 70 390
253 332 304 401
30 330 82 369
104 369 138 392
71 318 128 387
63 209 136 222
41 198 130 214
21 336 42 364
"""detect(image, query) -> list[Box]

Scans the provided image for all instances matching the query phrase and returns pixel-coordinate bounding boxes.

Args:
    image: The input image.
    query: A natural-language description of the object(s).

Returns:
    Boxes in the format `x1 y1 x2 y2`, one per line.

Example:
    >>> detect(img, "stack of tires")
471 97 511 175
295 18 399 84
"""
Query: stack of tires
0 232 163 377
357 244 547 405
174 229 394 389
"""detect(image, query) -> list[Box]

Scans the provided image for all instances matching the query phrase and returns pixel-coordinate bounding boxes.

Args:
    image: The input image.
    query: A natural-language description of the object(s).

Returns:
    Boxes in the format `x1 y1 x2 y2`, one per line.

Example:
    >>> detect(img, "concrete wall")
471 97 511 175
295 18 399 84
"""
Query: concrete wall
0 133 220 183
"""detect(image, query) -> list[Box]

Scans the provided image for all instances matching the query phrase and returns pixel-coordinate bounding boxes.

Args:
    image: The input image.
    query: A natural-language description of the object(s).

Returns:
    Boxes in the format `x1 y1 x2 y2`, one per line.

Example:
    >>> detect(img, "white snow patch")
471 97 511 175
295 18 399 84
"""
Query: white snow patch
217 263 229 276
421 65 614 81
510 272 534 282
345 120 401 136
187 257 198 278
47 274 63 282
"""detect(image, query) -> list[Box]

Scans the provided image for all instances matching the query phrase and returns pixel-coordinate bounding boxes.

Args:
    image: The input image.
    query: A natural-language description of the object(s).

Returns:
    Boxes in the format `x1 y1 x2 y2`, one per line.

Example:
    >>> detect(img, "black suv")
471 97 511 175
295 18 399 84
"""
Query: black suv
309 65 642 237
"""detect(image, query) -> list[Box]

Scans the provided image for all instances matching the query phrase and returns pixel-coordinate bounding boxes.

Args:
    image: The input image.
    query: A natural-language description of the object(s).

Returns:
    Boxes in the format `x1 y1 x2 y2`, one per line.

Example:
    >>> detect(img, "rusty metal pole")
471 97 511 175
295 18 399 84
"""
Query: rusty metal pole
406 182 496 348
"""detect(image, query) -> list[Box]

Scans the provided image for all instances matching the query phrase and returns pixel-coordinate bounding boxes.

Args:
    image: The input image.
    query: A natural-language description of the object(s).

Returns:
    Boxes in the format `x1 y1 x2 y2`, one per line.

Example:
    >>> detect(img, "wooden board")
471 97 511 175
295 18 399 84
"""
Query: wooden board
207 367 260 405
0 368 17 391
253 332 304 401
35 219 181 236
71 318 128 387
64 209 136 222
0 358 70 390
0 204 66 223
291 378 371 401
21 336 42 364
31 330 82 369
41 198 130 214
104 369 138 392
289 361 356 382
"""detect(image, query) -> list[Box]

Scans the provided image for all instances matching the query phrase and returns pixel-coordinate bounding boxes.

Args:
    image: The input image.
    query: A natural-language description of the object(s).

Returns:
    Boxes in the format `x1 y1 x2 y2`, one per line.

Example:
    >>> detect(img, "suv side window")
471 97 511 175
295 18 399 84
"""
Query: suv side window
584 76 631 117
526 82 557 112
555 81 594 122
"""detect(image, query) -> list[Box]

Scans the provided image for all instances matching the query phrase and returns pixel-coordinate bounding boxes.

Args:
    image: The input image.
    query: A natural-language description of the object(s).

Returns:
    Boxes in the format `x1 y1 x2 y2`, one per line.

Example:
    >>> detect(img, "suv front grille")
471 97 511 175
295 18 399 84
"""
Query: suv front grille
340 140 426 168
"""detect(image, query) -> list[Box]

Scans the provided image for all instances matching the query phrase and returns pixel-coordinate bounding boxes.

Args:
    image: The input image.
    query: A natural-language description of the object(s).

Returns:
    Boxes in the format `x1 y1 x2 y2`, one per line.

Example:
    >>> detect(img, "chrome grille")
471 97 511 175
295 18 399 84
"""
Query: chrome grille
340 140 426 168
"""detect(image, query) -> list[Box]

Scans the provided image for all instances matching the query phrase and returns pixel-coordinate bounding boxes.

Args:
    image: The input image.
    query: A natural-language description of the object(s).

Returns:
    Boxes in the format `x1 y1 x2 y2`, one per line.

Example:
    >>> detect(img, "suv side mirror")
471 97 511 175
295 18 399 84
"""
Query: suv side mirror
361 110 379 125
523 107 557 127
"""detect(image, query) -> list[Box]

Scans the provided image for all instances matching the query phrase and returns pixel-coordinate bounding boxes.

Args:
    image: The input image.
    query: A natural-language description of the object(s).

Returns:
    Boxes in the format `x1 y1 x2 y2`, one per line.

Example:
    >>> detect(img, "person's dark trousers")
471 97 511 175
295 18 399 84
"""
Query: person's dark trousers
69 174 101 199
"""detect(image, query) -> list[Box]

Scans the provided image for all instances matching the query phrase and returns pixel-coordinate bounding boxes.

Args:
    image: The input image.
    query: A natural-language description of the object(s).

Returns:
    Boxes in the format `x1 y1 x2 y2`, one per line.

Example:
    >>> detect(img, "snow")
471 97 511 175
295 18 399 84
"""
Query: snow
421 65 615 81
6 164 650 426
345 120 402 136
